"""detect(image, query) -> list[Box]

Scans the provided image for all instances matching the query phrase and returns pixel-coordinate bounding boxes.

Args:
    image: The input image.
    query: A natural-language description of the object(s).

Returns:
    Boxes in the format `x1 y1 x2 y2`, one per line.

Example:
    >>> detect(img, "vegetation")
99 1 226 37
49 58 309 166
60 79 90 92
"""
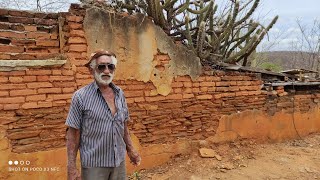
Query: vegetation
99 0 278 65
259 62 282 72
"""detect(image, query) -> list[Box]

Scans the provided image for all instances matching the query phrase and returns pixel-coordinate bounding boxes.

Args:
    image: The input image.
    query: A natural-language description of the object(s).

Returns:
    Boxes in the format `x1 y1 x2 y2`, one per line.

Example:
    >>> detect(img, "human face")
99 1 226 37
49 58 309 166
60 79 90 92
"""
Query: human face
93 55 116 85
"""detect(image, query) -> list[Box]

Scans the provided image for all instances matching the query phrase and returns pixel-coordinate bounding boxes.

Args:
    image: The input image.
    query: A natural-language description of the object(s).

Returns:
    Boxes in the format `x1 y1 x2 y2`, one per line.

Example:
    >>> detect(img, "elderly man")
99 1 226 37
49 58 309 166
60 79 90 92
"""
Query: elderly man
66 50 141 180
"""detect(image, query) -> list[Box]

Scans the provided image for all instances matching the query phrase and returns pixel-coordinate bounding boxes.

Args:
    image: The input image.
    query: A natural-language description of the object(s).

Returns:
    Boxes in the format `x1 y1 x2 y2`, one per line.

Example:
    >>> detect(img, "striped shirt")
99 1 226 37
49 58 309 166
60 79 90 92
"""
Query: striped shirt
65 81 129 168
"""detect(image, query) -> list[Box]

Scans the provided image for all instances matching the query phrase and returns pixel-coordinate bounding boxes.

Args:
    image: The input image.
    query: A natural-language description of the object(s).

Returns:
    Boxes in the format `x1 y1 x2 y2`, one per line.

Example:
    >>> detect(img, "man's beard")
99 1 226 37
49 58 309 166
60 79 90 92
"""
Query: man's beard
94 71 114 85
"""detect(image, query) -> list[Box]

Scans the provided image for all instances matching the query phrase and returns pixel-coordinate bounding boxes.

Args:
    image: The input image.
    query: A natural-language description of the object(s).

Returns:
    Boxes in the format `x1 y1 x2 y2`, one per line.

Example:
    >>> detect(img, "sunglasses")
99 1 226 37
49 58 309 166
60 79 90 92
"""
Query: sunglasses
97 64 116 72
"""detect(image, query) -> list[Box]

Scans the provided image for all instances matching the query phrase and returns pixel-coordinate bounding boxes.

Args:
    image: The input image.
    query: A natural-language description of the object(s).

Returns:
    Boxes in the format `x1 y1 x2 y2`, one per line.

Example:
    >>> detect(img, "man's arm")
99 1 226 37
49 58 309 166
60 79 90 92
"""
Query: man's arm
66 127 81 180
123 122 141 166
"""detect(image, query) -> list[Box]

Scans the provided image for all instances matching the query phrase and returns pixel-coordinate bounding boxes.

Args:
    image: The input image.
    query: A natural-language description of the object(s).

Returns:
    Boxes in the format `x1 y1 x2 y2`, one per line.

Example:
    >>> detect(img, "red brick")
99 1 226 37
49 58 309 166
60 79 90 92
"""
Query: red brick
200 82 215 87
10 53 37 60
9 77 23 83
213 94 222 99
196 77 206 82
62 70 74 76
0 97 25 104
53 94 72 100
11 39 36 46
68 22 83 29
68 37 86 44
3 104 20 110
34 12 46 18
0 91 9 96
165 94 183 100
134 97 145 102
0 77 8 83
69 44 87 52
38 88 62 94
26 70 51 75
50 33 58 40
215 82 230 86
174 88 182 93
52 70 62 75
26 32 51 39
126 85 146 90
216 87 229 92
124 91 144 98
27 82 53 88
192 88 200 93
38 101 53 108
235 91 249 96
196 95 212 100
8 16 33 24
66 52 85 59
183 82 192 88
54 82 77 88
237 81 252 86
70 30 85 37
192 82 200 87
0 84 26 90
24 25 37 31
145 96 166 102
63 88 75 93
26 94 46 101
69 59 88 66
126 98 134 104
36 40 59 47
11 24 25 31
183 94 194 99
220 93 235 98
200 87 208 92
52 100 66 107
0 9 8 16
0 53 10 59
183 88 192 93
0 23 10 30
23 76 36 82
205 76 221 81
37 75 49 81
0 30 26 39
66 15 83 23
0 71 25 76
0 45 24 53
248 91 261 95
48 48 60 53
10 89 37 96
8 10 22 16
21 102 38 109
207 87 215 92
49 76 74 81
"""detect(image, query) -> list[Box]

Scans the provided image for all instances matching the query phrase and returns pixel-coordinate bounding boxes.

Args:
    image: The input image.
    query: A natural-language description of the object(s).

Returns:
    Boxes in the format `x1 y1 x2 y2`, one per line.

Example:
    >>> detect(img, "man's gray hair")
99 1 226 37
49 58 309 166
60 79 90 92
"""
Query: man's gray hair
89 55 118 69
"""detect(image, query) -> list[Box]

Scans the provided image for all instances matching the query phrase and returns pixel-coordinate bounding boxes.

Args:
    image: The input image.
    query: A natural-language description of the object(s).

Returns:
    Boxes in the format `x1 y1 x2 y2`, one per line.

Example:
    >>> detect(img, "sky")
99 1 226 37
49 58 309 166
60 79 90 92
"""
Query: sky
256 0 320 51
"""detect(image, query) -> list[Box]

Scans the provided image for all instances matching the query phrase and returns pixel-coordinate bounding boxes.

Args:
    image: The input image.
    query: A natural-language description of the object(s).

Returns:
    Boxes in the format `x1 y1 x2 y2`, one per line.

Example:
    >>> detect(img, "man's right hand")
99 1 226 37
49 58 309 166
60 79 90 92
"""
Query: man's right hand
67 166 81 180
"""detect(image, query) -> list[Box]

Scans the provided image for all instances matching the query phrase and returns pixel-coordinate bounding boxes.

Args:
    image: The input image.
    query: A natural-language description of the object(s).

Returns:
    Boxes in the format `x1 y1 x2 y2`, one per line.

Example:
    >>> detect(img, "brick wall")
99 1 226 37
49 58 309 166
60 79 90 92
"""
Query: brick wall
0 8 78 153
0 8 61 60
0 6 320 154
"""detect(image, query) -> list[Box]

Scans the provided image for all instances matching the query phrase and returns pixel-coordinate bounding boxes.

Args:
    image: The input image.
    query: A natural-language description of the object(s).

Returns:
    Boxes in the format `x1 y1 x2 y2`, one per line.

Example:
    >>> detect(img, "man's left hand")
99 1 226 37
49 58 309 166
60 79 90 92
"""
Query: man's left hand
127 149 141 166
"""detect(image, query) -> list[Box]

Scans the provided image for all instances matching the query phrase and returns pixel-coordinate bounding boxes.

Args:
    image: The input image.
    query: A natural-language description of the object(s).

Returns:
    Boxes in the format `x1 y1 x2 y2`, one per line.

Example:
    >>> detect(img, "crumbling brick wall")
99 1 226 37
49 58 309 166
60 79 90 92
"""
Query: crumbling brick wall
0 6 319 154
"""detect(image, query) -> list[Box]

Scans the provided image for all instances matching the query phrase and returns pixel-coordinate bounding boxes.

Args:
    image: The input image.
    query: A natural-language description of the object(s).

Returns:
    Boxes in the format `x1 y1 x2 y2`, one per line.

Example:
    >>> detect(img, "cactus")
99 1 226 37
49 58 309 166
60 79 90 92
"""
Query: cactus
97 0 278 65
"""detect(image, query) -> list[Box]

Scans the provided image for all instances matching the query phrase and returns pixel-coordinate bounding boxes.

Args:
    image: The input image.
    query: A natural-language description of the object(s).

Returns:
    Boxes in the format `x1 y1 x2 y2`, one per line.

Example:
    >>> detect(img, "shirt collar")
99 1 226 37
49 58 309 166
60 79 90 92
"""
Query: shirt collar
93 81 120 94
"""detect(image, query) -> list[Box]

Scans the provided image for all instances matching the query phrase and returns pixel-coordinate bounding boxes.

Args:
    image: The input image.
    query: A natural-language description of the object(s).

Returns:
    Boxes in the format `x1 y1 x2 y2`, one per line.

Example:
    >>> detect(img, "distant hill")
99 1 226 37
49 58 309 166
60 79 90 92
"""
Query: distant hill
254 51 318 71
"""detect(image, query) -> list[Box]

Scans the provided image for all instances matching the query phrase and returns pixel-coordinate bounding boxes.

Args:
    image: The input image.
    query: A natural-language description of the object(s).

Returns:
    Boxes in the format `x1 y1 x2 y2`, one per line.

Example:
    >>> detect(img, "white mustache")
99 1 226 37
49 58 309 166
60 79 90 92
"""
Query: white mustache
95 71 114 85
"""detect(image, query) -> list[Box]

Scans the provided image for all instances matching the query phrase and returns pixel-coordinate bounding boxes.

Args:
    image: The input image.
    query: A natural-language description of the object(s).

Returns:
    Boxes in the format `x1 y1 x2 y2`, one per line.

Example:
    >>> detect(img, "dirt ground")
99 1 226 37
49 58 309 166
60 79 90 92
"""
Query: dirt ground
132 133 320 180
